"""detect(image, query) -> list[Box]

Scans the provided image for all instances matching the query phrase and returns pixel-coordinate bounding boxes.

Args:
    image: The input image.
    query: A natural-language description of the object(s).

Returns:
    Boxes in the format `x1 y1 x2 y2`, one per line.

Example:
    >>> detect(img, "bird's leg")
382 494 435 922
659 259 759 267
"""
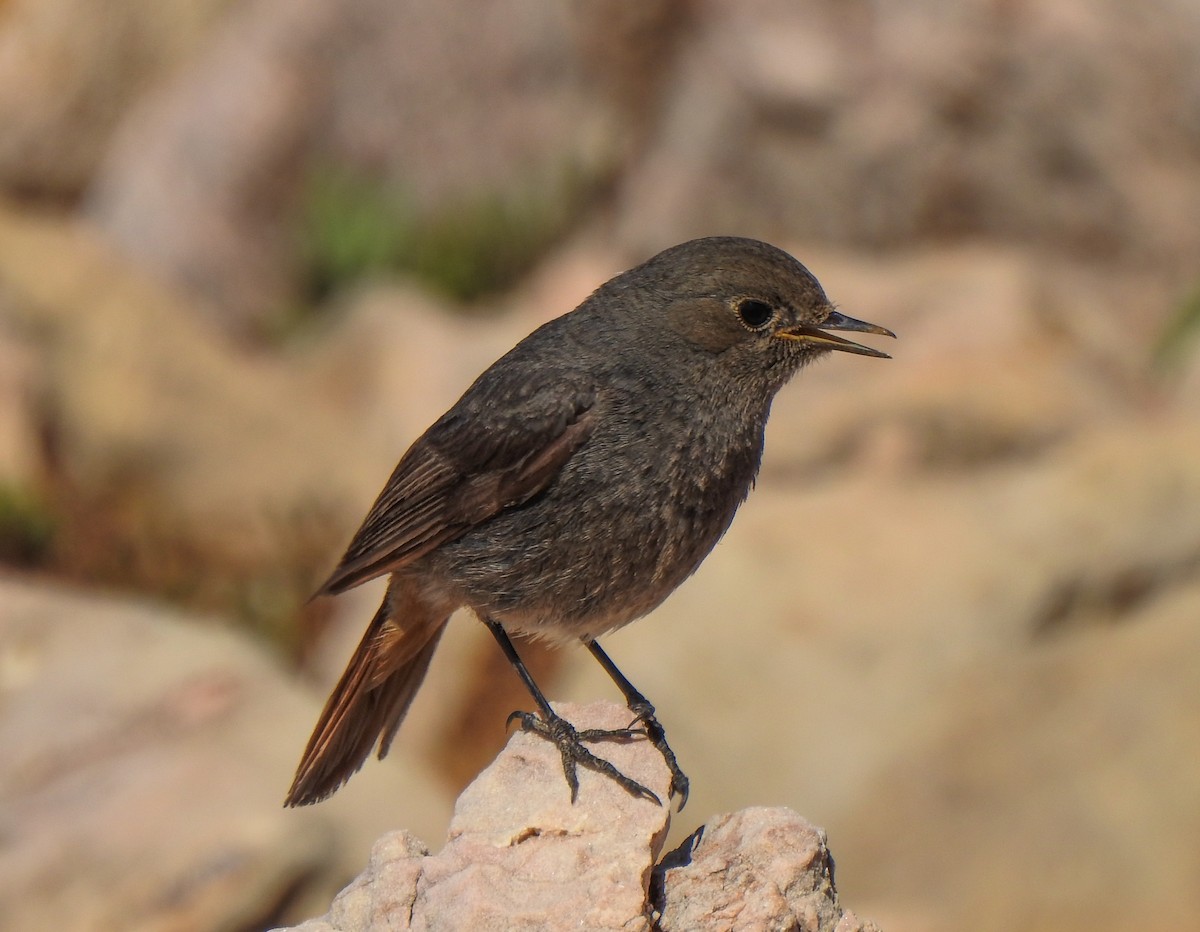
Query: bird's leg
483 617 659 805
586 639 690 810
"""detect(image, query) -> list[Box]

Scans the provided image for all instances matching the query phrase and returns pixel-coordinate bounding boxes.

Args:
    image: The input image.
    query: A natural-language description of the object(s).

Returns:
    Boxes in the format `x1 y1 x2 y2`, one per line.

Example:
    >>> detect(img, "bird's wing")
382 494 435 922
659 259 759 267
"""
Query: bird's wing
318 374 597 595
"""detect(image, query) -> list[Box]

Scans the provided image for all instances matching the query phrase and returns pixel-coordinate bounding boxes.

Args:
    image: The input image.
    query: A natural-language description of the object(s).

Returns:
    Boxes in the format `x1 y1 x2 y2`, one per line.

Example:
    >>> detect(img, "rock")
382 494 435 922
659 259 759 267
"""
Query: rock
0 0 231 198
0 576 452 932
560 415 1200 930
87 0 645 334
0 203 390 576
614 0 1200 286
6 197 1196 928
655 808 881 932
282 701 875 932
297 281 539 455
295 243 1200 932
287 701 672 931
838 577 1200 932
295 239 638 456
757 244 1157 479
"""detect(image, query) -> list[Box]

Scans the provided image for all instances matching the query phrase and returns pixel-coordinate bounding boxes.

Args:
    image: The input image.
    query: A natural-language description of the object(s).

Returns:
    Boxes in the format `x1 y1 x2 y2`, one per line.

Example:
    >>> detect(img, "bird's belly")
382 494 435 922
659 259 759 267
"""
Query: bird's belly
426 473 746 642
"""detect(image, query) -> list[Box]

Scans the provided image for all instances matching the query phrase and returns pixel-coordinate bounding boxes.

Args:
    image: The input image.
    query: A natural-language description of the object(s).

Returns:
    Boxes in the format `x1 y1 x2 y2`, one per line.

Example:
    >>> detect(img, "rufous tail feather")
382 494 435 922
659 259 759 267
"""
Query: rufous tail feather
285 590 447 806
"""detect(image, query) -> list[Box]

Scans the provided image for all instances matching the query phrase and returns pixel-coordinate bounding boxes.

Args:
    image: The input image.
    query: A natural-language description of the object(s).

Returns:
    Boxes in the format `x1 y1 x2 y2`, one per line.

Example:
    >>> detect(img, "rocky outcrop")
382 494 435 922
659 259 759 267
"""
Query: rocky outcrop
0 577 453 932
0 0 231 198
283 701 878 932
85 0 655 333
3 3 1200 929
654 808 879 932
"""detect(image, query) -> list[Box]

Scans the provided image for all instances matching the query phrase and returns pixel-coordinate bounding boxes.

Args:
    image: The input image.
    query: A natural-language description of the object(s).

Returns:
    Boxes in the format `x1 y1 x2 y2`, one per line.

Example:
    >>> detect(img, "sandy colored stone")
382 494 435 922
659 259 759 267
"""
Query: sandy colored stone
87 0 632 332
759 245 1154 479
0 576 452 932
560 414 1200 930
294 830 431 932
0 0 232 196
297 242 1199 932
289 701 674 931
656 808 881 932
836 579 1200 932
0 204 391 564
285 704 878 932
614 0 1200 286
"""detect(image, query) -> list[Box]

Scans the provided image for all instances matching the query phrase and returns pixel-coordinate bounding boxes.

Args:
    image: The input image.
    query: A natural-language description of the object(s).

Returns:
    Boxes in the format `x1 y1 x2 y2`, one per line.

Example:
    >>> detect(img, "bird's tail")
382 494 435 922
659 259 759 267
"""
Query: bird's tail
285 578 448 806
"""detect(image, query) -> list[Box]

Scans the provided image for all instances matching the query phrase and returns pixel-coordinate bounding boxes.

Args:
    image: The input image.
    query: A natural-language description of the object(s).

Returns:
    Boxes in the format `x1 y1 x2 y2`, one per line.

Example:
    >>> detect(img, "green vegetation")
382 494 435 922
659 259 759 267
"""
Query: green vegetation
0 484 56 567
296 163 585 308
1152 284 1200 374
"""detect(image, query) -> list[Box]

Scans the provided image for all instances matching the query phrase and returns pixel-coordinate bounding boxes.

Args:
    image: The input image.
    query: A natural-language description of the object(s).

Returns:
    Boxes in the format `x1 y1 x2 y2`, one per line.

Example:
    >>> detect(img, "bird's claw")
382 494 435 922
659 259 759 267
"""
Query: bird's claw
509 709 661 806
623 700 690 810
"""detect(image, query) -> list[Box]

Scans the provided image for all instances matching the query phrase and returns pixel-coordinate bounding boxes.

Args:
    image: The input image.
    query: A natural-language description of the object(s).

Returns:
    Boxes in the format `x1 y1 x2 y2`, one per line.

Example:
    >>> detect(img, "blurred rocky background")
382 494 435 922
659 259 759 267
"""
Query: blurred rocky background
1 0 1198 930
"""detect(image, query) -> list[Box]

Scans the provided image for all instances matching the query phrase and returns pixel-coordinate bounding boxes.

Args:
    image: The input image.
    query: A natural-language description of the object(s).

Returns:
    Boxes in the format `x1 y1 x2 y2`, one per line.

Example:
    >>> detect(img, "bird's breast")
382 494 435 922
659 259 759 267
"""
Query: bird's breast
427 394 766 639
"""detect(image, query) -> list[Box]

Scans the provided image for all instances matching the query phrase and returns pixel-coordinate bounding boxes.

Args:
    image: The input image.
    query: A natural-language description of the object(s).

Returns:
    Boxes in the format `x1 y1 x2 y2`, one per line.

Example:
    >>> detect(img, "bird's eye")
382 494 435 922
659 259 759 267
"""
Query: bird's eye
735 299 775 330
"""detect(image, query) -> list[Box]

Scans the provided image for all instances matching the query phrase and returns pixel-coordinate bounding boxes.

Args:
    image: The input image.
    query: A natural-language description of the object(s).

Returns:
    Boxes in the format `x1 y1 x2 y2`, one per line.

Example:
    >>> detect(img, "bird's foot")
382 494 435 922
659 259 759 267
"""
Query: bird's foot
626 699 690 810
507 709 661 805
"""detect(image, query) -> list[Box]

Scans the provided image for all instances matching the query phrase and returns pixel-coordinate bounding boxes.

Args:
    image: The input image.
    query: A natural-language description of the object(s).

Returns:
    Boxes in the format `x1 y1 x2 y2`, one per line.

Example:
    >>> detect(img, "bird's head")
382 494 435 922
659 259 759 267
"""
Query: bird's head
613 237 895 394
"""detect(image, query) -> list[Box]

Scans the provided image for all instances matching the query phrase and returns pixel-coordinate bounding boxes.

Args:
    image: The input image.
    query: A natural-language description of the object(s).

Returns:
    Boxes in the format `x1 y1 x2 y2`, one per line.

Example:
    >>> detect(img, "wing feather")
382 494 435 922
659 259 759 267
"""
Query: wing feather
319 375 597 595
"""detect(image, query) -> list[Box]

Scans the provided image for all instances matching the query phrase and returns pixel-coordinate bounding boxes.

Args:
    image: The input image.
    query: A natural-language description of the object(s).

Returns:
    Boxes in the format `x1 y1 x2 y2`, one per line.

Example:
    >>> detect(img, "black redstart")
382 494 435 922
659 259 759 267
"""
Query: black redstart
285 236 893 808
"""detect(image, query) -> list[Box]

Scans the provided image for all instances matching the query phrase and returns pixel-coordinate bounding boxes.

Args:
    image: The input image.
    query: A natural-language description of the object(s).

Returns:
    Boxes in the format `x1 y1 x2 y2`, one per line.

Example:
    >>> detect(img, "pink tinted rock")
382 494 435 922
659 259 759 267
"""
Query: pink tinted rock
0 577 448 932
295 831 430 932
290 700 674 931
87 0 633 334
422 701 673 930
286 704 879 931
655 807 882 932
0 0 230 196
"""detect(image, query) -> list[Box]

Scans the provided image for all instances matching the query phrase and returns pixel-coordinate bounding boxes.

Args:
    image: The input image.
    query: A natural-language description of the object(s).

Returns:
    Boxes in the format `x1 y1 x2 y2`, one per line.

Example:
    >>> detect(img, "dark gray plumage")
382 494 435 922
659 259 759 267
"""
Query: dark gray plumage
286 236 893 808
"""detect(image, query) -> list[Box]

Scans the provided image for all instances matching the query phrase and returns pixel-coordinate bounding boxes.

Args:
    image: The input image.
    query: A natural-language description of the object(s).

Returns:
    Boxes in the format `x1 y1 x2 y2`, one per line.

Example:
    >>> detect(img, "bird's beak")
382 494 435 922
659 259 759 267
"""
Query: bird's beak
777 310 896 358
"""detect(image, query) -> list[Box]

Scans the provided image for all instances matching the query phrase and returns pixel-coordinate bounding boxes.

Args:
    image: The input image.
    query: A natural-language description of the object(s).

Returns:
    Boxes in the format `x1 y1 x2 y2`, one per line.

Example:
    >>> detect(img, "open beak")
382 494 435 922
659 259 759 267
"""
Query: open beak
777 310 896 358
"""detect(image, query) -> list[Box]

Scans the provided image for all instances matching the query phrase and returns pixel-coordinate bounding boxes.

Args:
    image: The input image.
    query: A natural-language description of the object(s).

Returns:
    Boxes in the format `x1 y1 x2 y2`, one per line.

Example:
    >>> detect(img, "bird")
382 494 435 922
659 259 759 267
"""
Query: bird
285 236 894 809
